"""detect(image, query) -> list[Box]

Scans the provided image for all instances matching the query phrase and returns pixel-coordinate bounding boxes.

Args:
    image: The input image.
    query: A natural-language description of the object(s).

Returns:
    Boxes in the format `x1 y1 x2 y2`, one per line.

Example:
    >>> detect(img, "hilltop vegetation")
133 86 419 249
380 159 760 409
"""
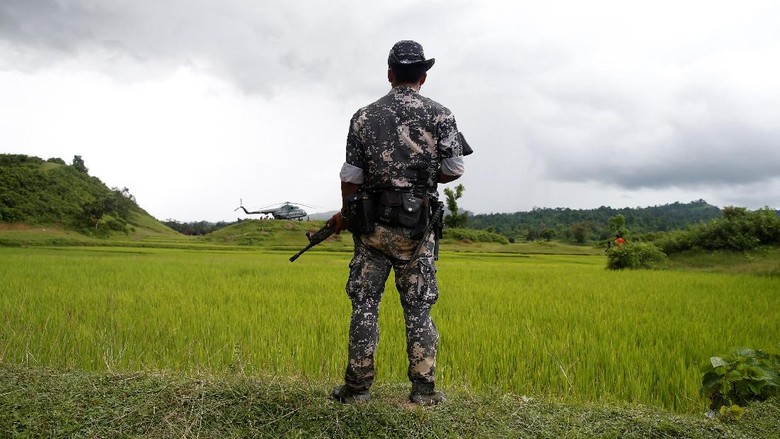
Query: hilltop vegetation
469 200 724 243
0 154 175 237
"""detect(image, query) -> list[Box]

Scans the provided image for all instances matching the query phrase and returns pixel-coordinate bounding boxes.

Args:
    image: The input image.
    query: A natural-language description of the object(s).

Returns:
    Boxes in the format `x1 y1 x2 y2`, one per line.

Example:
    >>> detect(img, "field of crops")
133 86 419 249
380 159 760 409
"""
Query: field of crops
1 246 778 413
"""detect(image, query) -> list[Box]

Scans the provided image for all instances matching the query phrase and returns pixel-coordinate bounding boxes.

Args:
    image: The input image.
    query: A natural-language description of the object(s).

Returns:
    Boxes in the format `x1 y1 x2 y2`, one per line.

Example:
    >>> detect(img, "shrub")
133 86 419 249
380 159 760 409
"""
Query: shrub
444 227 509 244
606 242 668 270
657 207 780 254
700 347 780 415
654 230 695 254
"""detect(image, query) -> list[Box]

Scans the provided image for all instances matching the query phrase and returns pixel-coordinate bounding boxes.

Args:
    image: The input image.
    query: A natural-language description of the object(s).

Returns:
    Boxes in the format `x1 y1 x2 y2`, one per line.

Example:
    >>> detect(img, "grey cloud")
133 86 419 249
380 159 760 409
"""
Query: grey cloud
0 0 363 95
502 52 780 192
0 0 104 52
0 0 479 97
535 121 780 190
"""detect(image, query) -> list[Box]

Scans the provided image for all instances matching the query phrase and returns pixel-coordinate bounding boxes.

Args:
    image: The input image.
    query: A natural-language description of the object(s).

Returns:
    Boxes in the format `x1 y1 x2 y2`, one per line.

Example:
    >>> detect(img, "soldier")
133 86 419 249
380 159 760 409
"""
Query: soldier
329 40 470 405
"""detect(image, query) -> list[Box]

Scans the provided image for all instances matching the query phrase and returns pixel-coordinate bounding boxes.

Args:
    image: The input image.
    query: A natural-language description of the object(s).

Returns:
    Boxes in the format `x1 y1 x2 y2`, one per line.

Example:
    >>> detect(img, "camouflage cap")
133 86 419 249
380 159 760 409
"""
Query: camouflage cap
388 40 435 70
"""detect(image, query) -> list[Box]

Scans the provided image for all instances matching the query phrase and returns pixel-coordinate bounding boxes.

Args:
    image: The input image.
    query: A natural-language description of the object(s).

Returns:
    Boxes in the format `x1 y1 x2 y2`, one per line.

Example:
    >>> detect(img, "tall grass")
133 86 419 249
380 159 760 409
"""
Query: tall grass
1 246 778 413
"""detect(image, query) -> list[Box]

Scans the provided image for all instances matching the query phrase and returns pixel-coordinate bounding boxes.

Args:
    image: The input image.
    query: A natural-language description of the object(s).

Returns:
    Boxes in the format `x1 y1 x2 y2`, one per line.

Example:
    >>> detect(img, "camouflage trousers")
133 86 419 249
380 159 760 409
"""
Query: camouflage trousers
343 223 439 392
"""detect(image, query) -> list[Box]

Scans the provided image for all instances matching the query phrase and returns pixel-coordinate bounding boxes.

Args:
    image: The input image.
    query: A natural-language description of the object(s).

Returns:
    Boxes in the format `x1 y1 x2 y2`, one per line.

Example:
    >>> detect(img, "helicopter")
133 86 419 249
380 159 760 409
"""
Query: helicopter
234 200 309 220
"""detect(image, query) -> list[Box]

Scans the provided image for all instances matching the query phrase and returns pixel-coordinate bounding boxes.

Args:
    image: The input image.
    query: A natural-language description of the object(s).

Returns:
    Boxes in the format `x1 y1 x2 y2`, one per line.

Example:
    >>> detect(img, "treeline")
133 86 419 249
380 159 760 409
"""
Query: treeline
467 200 723 243
0 154 142 235
162 219 243 236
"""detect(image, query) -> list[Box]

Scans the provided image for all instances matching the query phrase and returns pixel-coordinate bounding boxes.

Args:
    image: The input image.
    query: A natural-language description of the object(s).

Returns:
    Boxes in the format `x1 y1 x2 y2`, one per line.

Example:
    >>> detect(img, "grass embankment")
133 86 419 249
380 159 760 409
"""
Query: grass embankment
3 365 778 438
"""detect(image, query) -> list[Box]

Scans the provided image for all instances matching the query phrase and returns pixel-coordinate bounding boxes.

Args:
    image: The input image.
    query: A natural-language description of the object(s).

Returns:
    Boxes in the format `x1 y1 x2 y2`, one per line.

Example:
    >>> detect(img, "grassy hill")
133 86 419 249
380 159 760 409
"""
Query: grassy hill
200 218 351 250
0 154 179 239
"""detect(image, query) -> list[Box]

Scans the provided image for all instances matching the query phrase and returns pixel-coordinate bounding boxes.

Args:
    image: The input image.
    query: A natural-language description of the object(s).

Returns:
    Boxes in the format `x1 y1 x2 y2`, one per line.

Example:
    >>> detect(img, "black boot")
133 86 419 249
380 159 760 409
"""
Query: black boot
409 382 444 406
331 385 371 403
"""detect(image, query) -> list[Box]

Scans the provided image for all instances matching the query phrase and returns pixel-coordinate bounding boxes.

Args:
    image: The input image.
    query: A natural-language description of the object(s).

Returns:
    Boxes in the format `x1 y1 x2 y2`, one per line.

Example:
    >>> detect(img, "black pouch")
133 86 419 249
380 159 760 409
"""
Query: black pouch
397 194 423 228
376 191 402 225
376 190 426 231
344 192 375 235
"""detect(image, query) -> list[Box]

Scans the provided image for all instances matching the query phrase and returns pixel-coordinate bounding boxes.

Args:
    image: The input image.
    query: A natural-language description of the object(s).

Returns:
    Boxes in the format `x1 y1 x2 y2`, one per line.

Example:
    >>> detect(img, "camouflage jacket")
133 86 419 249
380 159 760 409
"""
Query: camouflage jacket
344 86 466 198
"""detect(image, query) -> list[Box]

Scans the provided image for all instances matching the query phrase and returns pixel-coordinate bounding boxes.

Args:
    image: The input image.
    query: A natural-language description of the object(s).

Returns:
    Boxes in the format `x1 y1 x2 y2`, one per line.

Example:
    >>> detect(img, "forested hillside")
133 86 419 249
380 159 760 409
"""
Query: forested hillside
467 200 723 243
0 154 172 236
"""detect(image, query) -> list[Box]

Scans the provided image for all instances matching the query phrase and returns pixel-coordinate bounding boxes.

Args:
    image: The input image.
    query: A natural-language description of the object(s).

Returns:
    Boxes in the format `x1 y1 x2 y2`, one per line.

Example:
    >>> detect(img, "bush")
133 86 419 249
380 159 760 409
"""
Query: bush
444 227 509 244
700 347 780 414
654 230 695 254
606 242 668 270
657 207 780 254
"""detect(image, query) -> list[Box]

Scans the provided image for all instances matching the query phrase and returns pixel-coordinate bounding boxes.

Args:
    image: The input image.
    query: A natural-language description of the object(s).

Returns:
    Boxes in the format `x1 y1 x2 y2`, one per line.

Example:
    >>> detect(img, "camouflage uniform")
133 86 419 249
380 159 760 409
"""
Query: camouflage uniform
340 80 467 394
345 86 466 198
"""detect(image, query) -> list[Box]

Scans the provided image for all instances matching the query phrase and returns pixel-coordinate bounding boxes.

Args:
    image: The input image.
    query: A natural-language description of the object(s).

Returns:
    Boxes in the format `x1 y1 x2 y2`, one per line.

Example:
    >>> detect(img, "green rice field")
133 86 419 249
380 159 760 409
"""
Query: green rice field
1 246 778 413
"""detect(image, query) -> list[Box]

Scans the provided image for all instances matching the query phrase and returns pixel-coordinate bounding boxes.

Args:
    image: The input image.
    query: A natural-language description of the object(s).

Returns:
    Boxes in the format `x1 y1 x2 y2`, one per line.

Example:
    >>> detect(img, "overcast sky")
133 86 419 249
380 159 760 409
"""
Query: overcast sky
2 0 779 222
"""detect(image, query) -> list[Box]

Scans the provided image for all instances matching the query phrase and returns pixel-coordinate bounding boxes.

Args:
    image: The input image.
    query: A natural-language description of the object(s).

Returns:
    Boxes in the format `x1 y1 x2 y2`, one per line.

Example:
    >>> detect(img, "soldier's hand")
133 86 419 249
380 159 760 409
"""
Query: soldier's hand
329 212 346 235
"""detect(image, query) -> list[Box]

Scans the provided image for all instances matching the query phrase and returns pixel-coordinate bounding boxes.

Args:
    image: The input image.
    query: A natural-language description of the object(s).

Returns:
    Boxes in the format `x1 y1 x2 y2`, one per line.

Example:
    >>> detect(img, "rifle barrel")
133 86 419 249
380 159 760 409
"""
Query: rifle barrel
289 242 315 262
289 221 337 262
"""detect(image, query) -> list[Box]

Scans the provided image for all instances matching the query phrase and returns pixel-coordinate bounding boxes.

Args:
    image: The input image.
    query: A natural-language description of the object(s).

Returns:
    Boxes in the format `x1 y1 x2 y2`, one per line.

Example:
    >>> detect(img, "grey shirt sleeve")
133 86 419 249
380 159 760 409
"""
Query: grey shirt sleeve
441 156 465 177
340 162 365 184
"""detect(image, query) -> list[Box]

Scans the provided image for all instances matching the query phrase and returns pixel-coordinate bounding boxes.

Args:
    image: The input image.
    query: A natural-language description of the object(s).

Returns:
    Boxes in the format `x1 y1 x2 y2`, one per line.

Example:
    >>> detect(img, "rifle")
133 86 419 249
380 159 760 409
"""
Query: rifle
289 219 340 262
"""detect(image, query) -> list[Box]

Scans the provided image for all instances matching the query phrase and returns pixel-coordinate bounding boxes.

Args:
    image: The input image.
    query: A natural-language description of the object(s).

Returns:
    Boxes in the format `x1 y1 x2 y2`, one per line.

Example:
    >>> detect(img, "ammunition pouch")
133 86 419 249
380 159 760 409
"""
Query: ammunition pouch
343 192 375 235
375 190 429 239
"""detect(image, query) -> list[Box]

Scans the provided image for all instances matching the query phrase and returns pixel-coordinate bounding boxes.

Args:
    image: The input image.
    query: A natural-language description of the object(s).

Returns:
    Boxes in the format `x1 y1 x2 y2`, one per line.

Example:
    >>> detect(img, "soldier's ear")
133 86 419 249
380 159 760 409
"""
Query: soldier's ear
388 69 395 84
418 72 427 87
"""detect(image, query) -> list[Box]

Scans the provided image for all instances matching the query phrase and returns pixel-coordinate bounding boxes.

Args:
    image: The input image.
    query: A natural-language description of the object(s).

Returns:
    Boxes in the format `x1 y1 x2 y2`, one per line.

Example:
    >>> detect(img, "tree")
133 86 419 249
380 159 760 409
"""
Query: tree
81 197 111 230
571 222 590 244
540 228 556 241
608 214 627 240
608 214 625 232
72 155 88 174
443 183 468 228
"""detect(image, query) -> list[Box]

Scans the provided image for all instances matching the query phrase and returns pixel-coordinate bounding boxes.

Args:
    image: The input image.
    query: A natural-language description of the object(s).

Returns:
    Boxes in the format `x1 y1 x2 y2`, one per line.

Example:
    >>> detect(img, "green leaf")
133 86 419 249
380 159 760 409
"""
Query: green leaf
734 347 755 358
747 381 763 396
710 357 728 368
701 371 721 385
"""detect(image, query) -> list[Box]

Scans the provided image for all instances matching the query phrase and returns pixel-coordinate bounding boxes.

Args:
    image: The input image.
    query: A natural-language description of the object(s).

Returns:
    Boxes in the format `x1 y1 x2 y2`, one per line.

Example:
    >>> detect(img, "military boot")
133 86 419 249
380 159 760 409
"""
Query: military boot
409 382 444 406
331 385 371 404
